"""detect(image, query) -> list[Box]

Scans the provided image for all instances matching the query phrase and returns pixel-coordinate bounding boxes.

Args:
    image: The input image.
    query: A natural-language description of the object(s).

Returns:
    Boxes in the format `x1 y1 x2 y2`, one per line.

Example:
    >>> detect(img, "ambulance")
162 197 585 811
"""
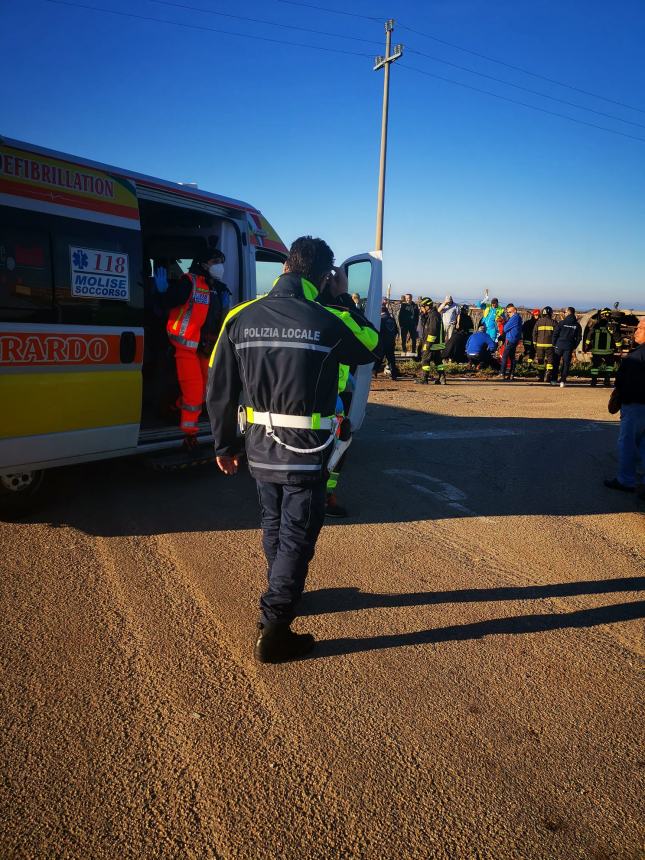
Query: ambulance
0 137 382 515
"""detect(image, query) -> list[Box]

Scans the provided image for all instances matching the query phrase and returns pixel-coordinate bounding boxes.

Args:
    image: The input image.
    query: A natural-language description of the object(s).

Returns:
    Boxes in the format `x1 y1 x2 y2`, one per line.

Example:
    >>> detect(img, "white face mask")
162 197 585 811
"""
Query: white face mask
208 263 224 280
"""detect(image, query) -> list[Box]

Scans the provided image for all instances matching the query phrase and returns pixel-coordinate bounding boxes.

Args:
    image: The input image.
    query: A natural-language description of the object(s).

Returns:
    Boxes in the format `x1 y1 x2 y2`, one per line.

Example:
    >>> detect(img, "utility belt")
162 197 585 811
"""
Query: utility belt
238 406 351 455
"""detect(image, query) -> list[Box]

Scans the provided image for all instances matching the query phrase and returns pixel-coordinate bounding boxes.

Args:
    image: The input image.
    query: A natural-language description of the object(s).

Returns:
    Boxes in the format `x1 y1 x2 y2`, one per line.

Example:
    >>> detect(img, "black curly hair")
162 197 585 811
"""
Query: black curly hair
285 236 334 288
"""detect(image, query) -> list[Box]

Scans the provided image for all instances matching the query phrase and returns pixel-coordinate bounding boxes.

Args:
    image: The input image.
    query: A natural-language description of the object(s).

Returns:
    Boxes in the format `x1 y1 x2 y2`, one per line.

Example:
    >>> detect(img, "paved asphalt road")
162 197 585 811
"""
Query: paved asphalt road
1 378 643 859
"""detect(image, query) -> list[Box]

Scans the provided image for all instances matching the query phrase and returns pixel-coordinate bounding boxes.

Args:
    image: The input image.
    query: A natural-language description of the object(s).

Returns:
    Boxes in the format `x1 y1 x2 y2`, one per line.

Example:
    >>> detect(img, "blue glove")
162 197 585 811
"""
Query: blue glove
220 287 232 311
154 267 168 293
336 395 344 414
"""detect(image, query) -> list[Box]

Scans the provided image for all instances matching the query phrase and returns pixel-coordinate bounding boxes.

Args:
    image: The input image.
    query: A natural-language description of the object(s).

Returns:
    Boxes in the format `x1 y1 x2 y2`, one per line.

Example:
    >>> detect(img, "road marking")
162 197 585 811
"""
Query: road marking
384 468 491 520
397 423 614 441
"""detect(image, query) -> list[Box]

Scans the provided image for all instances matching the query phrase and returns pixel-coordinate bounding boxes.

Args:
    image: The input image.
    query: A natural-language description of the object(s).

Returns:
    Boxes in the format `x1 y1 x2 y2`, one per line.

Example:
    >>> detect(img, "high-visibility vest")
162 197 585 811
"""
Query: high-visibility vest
590 326 616 355
167 274 210 350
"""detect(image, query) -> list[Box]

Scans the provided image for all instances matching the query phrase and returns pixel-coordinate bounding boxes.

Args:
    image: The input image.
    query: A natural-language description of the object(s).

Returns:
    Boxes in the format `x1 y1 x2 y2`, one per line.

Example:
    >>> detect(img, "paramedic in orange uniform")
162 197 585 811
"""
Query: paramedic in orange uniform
155 250 231 448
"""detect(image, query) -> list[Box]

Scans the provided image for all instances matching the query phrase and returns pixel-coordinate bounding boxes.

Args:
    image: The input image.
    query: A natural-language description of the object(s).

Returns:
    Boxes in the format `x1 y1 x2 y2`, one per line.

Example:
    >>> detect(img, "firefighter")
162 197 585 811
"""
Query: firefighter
156 250 231 448
206 237 378 663
584 308 622 387
522 309 540 365
417 299 447 385
415 298 432 360
532 306 556 382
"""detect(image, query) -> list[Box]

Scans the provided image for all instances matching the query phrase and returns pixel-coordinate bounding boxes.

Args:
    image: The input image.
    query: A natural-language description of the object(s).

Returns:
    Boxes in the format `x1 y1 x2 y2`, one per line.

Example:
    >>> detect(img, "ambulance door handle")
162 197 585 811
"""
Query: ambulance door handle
120 331 136 364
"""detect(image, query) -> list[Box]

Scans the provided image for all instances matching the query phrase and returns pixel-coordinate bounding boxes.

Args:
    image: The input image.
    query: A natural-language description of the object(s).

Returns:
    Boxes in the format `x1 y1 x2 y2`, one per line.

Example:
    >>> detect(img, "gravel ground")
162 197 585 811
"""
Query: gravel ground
1 378 643 859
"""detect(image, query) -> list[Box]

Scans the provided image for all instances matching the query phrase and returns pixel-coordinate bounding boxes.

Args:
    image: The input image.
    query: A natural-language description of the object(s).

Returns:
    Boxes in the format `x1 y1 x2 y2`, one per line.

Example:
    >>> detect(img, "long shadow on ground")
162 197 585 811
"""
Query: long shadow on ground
300 577 645 616
306 600 645 660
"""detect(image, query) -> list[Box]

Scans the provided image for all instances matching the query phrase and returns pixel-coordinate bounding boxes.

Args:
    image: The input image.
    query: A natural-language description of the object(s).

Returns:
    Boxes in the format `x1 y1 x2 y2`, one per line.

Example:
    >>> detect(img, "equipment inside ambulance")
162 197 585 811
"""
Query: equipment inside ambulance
0 138 383 517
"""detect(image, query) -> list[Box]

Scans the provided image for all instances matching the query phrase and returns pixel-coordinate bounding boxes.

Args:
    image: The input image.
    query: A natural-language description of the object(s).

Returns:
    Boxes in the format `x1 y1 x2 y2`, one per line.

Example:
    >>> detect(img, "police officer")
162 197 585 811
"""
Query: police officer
584 308 622 386
417 299 447 384
532 306 556 382
206 237 378 663
552 306 582 387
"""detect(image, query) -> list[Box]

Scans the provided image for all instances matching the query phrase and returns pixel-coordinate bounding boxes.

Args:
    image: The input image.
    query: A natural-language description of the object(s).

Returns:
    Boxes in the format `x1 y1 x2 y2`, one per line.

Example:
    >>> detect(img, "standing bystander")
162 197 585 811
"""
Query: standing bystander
552 307 582 387
398 294 419 354
499 304 522 380
604 318 645 497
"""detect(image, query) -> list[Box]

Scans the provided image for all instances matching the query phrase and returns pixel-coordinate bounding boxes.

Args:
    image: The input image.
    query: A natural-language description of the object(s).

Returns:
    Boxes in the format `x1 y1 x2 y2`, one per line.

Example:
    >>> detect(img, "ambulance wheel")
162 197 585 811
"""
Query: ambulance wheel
0 470 47 520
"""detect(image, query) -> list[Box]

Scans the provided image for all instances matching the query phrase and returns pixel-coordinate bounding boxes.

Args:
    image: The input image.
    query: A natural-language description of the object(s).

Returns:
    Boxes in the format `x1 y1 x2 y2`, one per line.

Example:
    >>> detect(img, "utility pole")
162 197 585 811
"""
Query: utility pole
374 20 403 252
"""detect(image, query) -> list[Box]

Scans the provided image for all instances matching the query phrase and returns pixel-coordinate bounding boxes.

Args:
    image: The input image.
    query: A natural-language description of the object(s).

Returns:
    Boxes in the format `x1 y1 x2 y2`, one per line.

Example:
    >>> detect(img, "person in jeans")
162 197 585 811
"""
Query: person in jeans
499 305 522 380
552 307 582 387
398 294 419 353
604 318 645 497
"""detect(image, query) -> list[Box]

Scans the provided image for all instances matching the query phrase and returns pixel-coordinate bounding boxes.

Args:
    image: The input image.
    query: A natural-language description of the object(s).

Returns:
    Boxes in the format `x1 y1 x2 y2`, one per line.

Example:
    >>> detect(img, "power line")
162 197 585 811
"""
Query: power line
399 23 645 116
399 63 645 144
42 0 374 57
149 0 382 45
274 0 382 22
408 49 645 130
41 0 645 144
264 1 645 115
146 0 645 130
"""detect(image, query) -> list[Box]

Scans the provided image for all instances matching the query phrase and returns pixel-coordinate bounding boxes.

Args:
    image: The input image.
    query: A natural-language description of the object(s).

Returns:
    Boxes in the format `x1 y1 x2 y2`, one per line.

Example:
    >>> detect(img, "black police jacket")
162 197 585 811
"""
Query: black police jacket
615 343 645 405
206 272 379 484
553 314 582 351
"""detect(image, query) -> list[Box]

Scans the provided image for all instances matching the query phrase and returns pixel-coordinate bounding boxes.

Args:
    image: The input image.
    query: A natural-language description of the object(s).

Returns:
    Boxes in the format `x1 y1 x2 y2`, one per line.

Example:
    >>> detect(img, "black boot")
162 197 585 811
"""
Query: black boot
254 622 315 664
590 377 597 387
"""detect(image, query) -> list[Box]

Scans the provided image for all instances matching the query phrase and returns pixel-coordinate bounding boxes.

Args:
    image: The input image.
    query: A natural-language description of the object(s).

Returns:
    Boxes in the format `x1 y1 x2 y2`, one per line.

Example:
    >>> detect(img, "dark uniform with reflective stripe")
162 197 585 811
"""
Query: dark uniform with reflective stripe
420 307 446 383
584 319 622 386
532 313 556 382
206 272 378 624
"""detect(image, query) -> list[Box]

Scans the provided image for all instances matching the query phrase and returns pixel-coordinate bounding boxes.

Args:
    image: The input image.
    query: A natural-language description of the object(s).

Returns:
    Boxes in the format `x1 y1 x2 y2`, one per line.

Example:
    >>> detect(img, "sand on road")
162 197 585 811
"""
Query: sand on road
1 378 643 859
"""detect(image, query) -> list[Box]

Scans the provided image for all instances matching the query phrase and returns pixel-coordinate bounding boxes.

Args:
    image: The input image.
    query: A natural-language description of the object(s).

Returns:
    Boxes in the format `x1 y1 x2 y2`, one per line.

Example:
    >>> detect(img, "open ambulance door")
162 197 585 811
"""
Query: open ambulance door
340 251 382 431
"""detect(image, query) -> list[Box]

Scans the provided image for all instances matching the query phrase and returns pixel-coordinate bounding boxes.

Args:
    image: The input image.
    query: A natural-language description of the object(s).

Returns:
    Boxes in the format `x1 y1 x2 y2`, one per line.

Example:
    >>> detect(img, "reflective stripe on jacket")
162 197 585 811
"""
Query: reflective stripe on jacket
167 274 210 350
426 309 445 350
206 273 379 484
533 316 555 347
586 324 620 355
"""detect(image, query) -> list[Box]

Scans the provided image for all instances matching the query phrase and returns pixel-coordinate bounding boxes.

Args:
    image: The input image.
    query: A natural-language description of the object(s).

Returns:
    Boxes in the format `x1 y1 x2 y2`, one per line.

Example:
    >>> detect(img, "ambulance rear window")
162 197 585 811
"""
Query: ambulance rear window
0 225 53 309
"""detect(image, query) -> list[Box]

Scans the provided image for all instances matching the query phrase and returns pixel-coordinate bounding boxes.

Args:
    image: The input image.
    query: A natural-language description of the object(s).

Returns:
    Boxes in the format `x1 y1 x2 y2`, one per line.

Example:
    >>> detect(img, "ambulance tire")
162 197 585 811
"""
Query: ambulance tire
0 469 48 521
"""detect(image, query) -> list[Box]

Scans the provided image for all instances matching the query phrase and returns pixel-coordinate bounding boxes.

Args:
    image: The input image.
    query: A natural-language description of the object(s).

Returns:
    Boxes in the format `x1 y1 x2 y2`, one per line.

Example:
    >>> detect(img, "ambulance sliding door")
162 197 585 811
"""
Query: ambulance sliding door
340 251 382 431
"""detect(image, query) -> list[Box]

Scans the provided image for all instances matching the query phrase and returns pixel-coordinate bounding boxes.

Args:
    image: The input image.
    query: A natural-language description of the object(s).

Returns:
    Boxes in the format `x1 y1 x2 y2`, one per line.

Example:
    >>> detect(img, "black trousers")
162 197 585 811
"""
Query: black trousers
256 480 326 624
590 353 615 381
467 348 495 369
553 348 572 382
400 324 417 352
376 343 399 378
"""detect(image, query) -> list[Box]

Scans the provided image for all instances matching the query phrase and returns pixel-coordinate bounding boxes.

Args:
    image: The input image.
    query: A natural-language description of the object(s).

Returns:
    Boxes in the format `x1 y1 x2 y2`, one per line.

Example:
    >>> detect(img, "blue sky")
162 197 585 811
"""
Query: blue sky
2 0 644 308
